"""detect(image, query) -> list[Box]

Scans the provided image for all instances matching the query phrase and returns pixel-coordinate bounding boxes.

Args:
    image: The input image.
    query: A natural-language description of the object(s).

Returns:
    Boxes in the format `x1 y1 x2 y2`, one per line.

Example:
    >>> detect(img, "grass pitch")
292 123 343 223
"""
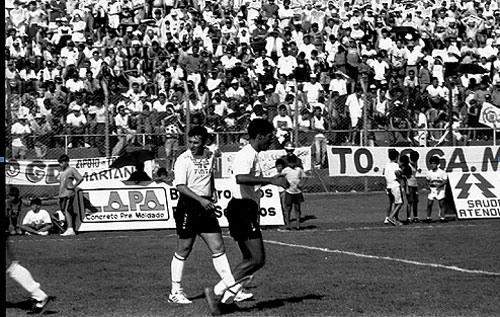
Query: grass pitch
5 192 500 317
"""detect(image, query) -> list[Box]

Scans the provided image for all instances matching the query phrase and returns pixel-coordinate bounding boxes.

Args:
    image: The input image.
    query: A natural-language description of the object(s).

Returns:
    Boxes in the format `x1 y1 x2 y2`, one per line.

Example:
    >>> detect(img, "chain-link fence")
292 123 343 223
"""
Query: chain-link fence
5 85 500 201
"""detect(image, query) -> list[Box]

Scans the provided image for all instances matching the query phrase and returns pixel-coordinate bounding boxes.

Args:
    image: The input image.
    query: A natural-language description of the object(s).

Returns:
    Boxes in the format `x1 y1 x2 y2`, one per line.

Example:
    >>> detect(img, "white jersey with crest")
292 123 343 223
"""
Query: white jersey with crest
173 148 214 197
231 144 262 202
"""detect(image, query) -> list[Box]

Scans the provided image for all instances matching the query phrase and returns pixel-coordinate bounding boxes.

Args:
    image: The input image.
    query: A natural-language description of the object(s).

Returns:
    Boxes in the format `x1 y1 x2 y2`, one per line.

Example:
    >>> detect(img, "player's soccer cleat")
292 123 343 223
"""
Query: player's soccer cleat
411 218 420 223
439 217 448 223
234 289 254 302
31 295 51 315
384 217 390 224
39 231 49 236
168 289 192 304
60 229 75 236
204 287 222 316
387 217 402 226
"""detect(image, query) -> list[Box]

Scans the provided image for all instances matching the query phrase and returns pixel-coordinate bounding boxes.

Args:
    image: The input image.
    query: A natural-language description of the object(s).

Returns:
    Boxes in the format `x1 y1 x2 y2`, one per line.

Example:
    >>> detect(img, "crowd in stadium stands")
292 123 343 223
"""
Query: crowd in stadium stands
6 0 500 162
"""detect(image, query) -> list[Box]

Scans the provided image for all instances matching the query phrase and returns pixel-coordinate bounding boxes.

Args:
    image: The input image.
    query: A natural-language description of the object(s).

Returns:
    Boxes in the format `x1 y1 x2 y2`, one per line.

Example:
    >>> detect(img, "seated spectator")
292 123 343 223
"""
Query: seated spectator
20 198 53 236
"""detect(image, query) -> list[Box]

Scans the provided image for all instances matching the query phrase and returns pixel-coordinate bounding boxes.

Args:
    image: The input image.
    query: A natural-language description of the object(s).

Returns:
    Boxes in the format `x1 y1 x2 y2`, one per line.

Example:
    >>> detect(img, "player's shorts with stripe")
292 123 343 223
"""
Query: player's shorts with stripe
284 192 304 206
174 194 221 239
387 186 403 204
226 198 262 241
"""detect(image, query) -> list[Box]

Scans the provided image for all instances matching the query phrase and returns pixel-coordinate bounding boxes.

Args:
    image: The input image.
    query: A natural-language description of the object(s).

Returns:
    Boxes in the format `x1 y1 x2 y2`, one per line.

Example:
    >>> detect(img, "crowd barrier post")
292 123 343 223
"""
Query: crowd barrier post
104 91 110 157
293 80 299 147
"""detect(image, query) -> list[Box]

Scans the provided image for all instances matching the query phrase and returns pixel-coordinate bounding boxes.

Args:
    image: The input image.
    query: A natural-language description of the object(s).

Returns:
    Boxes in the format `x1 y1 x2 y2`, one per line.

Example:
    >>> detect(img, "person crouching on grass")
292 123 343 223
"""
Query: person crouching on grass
20 198 53 236
383 149 404 226
169 126 252 311
282 155 306 230
425 155 448 223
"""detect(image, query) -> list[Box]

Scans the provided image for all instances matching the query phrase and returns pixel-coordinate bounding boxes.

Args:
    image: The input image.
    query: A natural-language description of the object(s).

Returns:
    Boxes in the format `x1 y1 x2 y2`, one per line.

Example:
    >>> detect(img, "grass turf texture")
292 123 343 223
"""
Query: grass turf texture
6 192 500 317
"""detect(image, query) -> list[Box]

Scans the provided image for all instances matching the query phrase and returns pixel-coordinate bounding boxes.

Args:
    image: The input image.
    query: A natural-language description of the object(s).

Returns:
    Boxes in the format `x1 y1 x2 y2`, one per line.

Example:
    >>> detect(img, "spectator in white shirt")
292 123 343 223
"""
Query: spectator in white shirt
11 116 31 159
303 73 323 103
112 105 135 156
66 105 88 148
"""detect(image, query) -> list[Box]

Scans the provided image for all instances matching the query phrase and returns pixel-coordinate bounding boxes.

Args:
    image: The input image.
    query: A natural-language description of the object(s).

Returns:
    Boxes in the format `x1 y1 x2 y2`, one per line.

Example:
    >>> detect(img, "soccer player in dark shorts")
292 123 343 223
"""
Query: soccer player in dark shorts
169 126 246 314
4 220 51 313
205 119 288 315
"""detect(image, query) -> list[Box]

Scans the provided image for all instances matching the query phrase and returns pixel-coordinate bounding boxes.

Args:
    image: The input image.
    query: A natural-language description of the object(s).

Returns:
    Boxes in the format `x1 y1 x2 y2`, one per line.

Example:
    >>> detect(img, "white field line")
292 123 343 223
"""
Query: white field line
297 223 493 233
264 239 500 276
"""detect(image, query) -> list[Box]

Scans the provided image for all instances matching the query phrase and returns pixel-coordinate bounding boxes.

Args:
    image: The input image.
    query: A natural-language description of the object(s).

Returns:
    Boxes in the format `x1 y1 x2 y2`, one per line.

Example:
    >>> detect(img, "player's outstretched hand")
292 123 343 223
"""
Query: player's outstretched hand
271 174 289 188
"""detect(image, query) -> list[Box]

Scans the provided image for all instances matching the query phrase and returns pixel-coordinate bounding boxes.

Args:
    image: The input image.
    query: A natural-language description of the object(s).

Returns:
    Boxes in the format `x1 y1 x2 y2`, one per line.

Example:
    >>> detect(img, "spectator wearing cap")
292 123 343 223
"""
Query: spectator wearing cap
11 115 31 159
303 73 323 104
225 78 246 101
66 104 88 148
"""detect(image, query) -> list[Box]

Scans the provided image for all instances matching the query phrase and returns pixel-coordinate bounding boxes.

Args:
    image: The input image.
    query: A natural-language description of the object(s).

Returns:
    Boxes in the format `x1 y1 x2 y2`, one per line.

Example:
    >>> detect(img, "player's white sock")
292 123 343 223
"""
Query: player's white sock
212 252 236 296
7 261 47 301
171 253 186 293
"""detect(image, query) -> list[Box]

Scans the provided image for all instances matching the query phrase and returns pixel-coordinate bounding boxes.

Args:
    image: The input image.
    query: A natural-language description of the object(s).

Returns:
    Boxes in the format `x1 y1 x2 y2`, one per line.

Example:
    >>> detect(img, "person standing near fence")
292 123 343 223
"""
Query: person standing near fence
425 155 448 223
206 119 288 315
57 154 83 236
383 149 404 226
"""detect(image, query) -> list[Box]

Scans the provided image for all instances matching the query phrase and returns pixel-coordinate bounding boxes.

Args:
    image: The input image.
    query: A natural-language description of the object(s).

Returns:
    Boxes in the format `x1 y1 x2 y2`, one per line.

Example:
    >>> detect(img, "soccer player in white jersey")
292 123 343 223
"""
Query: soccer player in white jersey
425 155 448 223
169 126 246 310
205 119 288 315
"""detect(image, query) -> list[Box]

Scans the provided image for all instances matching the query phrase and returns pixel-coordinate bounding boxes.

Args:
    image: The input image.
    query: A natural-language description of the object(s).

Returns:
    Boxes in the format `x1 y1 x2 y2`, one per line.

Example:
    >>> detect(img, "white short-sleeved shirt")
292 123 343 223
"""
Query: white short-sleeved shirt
426 168 447 187
22 209 52 226
283 166 305 194
66 113 87 127
231 144 262 202
173 149 214 197
384 161 401 189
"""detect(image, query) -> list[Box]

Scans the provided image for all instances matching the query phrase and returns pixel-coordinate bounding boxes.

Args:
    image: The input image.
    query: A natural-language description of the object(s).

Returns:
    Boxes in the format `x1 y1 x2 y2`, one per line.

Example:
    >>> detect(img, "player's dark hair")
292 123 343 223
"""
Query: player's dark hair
58 154 70 162
248 119 274 139
409 150 420 162
8 186 20 197
275 158 286 167
429 155 440 164
156 167 168 177
188 126 209 143
388 149 399 161
30 198 42 206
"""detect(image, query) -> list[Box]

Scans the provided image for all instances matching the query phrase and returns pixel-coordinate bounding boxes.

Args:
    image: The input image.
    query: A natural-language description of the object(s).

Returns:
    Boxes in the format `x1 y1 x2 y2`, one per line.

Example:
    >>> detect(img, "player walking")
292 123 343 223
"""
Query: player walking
169 126 247 308
205 119 288 315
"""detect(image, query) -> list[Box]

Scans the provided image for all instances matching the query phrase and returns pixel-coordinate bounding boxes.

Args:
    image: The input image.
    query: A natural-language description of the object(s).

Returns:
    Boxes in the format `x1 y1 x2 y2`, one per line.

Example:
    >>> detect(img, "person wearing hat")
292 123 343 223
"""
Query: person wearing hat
225 78 246 101
303 73 324 103
65 103 88 148
57 154 83 237
10 115 31 159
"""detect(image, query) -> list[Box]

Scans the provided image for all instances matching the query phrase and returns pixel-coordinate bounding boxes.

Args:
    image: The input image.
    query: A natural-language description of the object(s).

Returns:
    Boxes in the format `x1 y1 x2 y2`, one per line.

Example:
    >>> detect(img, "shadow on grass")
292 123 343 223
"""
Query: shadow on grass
238 294 325 312
289 215 318 224
6 296 57 315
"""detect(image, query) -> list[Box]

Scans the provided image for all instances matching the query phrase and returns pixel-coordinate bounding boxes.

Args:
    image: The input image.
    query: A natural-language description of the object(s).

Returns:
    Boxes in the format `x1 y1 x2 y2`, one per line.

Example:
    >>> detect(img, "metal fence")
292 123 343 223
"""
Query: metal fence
5 87 500 200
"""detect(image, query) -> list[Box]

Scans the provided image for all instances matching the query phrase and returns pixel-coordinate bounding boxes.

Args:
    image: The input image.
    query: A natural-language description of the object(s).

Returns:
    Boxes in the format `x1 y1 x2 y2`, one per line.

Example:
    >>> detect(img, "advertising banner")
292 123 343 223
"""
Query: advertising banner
448 172 500 219
74 179 284 232
327 146 499 177
5 157 154 186
479 103 500 129
221 147 312 178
